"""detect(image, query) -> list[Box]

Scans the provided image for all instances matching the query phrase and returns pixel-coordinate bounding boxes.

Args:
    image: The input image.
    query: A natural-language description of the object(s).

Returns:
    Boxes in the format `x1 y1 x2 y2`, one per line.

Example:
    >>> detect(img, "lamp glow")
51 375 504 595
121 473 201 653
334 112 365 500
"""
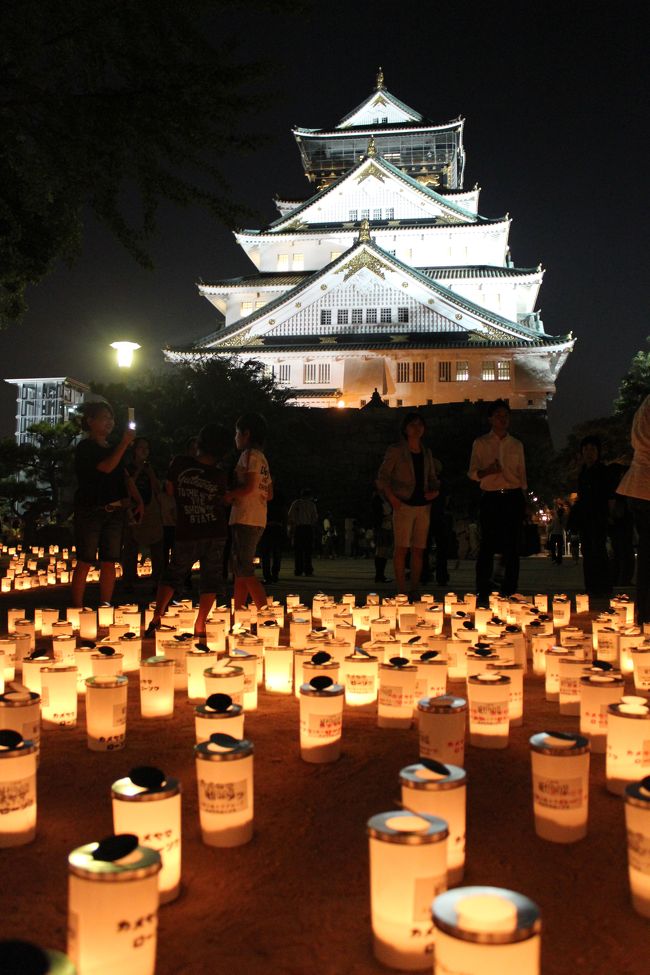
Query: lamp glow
110 340 141 368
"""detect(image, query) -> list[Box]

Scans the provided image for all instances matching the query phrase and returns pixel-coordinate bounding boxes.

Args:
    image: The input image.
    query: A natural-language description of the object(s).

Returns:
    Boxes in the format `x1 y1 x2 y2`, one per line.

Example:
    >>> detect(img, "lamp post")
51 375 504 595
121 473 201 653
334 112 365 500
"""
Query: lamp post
110 341 141 368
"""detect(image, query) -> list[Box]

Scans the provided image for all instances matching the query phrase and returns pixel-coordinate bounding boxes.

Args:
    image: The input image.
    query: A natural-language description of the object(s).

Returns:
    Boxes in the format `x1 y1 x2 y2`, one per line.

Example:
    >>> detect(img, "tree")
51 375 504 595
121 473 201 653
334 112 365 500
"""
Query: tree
614 335 650 421
0 0 298 326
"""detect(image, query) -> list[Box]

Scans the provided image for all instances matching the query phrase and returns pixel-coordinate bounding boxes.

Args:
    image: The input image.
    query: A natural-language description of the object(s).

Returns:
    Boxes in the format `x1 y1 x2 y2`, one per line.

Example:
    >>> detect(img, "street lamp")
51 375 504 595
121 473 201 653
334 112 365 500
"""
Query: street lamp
110 341 141 368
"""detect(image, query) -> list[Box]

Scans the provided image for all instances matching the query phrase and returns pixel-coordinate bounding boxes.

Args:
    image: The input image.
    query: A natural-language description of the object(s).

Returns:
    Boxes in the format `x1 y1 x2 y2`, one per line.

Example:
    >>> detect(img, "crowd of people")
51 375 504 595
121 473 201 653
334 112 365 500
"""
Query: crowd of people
63 392 650 629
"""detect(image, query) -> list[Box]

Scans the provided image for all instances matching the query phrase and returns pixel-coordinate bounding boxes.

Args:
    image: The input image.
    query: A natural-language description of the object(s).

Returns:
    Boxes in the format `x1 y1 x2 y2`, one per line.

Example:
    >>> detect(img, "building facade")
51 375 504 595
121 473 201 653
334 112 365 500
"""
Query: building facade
5 377 89 444
166 71 574 409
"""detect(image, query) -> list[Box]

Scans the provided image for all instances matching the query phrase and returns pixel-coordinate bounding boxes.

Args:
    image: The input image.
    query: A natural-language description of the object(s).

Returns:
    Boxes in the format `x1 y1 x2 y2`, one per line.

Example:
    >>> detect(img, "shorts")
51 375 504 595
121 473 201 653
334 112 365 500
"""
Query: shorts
74 506 125 564
230 523 264 576
161 537 225 594
393 503 431 549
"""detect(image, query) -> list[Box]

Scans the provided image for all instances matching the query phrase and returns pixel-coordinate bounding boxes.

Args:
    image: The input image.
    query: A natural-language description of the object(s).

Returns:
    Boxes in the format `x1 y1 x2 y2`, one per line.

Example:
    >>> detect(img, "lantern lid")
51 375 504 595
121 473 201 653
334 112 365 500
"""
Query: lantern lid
400 761 466 791
487 662 522 672
418 694 467 714
204 665 244 679
195 735 254 761
85 675 128 689
529 731 590 755
299 680 344 697
367 810 448 845
0 689 39 706
580 673 624 686
188 646 217 656
0 729 35 755
141 656 174 667
418 651 444 663
39 664 77 673
467 674 511 685
345 650 378 662
432 886 541 944
195 700 243 719
608 702 650 719
111 769 180 802
68 836 161 880
624 777 650 807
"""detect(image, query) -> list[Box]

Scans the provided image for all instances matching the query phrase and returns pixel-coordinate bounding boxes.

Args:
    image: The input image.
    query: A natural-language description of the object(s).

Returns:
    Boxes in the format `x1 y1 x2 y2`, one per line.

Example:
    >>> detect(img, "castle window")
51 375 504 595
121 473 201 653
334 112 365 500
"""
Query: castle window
351 308 363 324
241 301 253 316
349 209 358 221
319 363 331 383
373 208 382 221
439 361 452 383
482 361 497 381
304 363 318 383
337 309 349 325
496 360 511 381
455 360 469 381
292 254 304 271
320 310 332 326
412 362 425 383
277 254 289 271
380 307 392 323
398 307 409 323
397 362 410 383
366 308 377 323
278 364 291 384
386 207 395 219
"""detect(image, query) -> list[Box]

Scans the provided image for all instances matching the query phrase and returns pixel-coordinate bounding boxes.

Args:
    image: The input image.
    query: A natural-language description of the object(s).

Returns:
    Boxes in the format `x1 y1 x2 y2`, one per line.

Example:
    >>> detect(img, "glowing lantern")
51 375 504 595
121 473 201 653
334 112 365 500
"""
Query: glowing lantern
418 695 467 766
0 730 37 847
195 734 254 847
118 633 142 672
73 645 95 695
204 664 245 706
367 810 448 969
552 595 571 628
39 608 59 636
606 701 650 795
0 689 41 762
257 618 281 648
465 646 501 681
67 833 160 975
111 766 182 904
544 647 574 702
334 619 357 650
0 638 16 681
595 627 620 666
7 608 26 632
467 674 511 749
228 650 258 710
186 645 218 700
97 604 114 628
78 609 97 641
139 657 175 718
85 675 128 751
264 646 294 694
414 651 448 701
108 623 129 642
160 634 194 690
378 658 418 729
557 656 588 715
40 664 78 728
631 648 650 696
289 616 312 649
487 662 523 726
432 886 541 975
195 693 244 743
22 650 51 696
368 635 401 664
299 676 344 763
302 651 340 689
15 618 36 653
580 673 624 753
52 634 76 665
342 649 378 706
370 616 392 641
619 630 642 674
91 647 123 678
400 759 466 885
624 777 650 917
529 731 590 843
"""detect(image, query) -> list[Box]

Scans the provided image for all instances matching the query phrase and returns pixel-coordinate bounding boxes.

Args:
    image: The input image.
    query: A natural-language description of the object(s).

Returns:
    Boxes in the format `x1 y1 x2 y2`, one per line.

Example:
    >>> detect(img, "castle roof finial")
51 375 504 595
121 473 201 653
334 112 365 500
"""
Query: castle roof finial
358 218 371 242
366 135 377 158
376 66 384 90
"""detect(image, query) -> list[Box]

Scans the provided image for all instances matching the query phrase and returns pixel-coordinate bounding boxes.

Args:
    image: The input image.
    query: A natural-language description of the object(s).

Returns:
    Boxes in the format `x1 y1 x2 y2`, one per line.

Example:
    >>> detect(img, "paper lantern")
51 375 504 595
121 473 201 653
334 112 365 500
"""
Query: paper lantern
367 810 448 970
73 645 95 695
263 646 294 694
370 616 392 642
40 664 78 728
342 647 379 707
78 609 97 641
118 633 142 672
204 664 245 706
544 648 574 702
107 623 129 643
112 767 182 904
606 701 650 795
432 886 541 975
378 659 418 729
195 694 244 743
486 662 523 727
0 730 37 847
52 634 76 665
529 731 590 842
299 676 344 763
14 619 35 656
228 650 258 710
0 689 41 762
22 651 51 696
186 645 218 700
91 647 124 678
153 623 178 653
302 651 340 688
139 657 175 719
160 635 194 690
400 760 467 885
195 734 254 847
418 695 467 766
97 604 114 628
7 608 26 633
334 620 357 651
231 634 264 685
257 618 281 648
67 834 161 975
85 675 128 750
414 651 448 701
595 627 620 667
624 777 650 917
368 635 402 664
203 618 226 654
467 674 511 749
619 630 643 674
0 638 16 681
551 595 571 628
578 673 623 752
465 646 501 681
289 616 312 649
233 605 256 629
12 631 31 674
631 648 650 696
557 656 588 716
39 607 59 636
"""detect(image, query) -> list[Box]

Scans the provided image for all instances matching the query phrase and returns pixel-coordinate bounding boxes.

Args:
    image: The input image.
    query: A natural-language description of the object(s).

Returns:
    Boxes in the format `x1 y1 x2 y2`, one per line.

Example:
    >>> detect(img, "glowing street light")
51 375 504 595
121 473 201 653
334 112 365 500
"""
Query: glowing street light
110 341 141 368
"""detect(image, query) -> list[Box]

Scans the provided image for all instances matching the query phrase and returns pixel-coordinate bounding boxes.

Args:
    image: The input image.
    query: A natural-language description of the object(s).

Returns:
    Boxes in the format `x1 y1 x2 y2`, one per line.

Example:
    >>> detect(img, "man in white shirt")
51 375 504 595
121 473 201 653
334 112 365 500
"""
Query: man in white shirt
468 399 527 606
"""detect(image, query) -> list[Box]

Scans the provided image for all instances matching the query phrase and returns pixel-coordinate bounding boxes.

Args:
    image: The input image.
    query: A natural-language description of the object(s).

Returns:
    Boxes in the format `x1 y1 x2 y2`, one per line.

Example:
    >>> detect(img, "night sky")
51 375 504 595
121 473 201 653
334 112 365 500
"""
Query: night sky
0 3 647 444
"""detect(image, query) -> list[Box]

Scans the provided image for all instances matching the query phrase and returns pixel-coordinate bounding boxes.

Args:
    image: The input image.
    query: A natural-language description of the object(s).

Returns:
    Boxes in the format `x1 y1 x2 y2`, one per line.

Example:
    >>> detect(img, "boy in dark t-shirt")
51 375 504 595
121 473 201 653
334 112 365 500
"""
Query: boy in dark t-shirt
146 424 230 638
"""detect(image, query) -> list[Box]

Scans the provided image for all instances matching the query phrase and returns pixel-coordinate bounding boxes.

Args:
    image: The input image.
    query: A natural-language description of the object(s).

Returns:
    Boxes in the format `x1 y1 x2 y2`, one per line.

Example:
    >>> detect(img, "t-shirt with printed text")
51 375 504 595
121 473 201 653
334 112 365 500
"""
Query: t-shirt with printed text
167 455 228 541
229 448 271 528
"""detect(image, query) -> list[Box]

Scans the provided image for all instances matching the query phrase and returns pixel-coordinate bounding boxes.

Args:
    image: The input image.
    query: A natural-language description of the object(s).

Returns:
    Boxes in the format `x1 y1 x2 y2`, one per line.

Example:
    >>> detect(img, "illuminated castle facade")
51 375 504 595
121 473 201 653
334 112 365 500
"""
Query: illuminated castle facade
166 70 574 409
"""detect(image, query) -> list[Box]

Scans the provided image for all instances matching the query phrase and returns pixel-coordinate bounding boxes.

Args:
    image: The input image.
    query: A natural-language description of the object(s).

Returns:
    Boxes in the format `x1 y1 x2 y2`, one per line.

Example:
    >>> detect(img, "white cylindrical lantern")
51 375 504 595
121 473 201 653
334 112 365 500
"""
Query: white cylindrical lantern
624 777 650 917
0 689 40 761
231 634 264 685
257 618 281 648
418 695 467 766
7 608 26 632
607 701 650 795
302 651 340 689
0 637 16 681
15 619 36 655
40 607 60 636
91 647 124 678
67 834 161 975
108 622 129 642
111 767 182 904
367 810 448 970
186 645 218 700
22 651 52 696
204 664 245 707
139 656 175 718
378 658 418 728
414 651 447 702
487 662 523 727
97 604 114 628
52 634 76 665
204 618 226 653
85 676 128 751
263 646 294 694
160 635 193 691
432 886 541 975
0 730 37 847
74 645 95 695
631 648 650 697
289 616 312 649
400 760 466 885
299 676 344 763
552 595 571 628
228 650 258 711
596 626 620 667
370 616 393 641
579 673 625 753
467 674 510 749
40 664 78 728
195 694 244 743
544 648 574 702
118 633 142 672
558 656 588 716
195 734 254 847
465 646 501 681
153 623 178 654
78 609 97 641
530 731 590 842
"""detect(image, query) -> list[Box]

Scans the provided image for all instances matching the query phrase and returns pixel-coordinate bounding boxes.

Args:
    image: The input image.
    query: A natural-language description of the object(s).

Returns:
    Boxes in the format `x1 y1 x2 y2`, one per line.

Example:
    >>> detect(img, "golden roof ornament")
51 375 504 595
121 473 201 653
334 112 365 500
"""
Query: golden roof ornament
376 66 385 90
366 135 377 158
358 218 371 242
